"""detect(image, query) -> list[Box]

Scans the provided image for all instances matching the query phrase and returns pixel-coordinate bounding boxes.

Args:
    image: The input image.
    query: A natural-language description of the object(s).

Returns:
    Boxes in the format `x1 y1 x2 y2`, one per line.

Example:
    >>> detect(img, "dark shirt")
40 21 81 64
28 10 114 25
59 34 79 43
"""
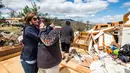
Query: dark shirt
60 25 74 44
37 26 62 68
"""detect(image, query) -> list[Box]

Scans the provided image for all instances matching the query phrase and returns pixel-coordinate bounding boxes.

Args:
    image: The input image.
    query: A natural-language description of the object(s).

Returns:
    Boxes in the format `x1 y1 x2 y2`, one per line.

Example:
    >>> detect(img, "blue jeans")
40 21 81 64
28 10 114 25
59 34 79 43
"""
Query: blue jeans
21 61 38 73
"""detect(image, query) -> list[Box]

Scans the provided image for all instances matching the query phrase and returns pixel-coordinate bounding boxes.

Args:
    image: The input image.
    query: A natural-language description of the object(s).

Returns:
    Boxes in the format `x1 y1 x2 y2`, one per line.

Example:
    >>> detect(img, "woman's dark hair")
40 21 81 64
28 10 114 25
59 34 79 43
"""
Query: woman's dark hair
24 12 37 24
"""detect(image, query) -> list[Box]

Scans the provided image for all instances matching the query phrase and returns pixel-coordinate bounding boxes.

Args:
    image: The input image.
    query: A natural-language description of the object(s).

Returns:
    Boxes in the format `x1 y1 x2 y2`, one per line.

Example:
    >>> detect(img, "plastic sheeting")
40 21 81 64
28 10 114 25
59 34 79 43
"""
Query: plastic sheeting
90 54 127 73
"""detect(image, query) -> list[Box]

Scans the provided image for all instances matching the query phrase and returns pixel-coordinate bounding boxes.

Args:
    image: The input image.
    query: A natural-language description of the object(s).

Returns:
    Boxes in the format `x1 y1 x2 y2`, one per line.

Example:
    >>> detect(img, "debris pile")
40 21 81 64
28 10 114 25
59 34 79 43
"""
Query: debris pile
0 30 23 60
61 12 130 73
0 30 21 46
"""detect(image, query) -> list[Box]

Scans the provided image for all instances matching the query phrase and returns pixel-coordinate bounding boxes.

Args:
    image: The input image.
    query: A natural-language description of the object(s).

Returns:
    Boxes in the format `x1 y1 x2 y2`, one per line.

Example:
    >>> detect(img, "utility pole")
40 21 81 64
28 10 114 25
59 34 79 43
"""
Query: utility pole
86 20 89 30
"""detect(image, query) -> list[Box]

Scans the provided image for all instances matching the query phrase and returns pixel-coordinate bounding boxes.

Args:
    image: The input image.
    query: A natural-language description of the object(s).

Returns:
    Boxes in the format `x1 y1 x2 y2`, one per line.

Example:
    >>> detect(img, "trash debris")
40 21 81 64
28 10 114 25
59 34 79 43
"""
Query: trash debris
61 12 130 73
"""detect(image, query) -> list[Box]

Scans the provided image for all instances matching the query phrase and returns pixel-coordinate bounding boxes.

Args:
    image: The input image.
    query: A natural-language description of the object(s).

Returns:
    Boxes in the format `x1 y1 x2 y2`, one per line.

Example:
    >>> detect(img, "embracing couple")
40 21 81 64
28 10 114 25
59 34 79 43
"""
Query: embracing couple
20 12 62 73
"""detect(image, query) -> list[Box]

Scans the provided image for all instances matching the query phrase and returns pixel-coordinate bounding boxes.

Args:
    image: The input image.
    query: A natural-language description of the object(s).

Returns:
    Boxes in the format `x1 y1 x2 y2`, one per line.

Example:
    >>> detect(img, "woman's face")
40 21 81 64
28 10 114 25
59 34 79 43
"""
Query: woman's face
31 15 39 26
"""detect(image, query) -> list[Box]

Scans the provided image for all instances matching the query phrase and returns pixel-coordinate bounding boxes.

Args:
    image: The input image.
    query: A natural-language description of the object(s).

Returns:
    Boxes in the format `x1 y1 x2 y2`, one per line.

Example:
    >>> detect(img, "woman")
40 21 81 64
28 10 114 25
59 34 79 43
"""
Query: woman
37 18 62 73
20 12 39 73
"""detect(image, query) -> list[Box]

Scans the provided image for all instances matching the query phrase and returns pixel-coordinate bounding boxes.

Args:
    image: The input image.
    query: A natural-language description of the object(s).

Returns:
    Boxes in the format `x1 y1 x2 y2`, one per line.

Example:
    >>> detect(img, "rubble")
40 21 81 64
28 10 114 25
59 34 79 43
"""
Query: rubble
1 12 130 73
0 30 23 59
61 12 130 73
0 30 22 46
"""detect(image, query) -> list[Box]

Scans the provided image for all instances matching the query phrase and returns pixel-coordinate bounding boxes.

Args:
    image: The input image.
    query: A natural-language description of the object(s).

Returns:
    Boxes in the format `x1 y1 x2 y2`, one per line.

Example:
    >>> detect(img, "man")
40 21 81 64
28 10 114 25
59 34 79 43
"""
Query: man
60 21 74 59
37 18 62 73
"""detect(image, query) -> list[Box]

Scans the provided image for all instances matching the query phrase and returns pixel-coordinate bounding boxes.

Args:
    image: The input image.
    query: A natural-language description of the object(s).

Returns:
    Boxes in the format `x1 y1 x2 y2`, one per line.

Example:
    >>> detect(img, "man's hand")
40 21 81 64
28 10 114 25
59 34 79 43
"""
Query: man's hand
50 23 55 28
39 22 45 29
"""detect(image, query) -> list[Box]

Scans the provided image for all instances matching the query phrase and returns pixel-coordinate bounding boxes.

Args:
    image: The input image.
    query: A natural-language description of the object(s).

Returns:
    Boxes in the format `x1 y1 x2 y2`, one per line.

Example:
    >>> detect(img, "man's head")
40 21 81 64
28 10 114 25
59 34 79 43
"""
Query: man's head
66 21 71 26
39 17 50 26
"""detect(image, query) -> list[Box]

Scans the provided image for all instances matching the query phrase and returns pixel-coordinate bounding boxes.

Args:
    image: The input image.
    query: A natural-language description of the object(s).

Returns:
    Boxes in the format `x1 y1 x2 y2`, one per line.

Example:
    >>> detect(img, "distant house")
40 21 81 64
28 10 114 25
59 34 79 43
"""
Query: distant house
6 18 24 25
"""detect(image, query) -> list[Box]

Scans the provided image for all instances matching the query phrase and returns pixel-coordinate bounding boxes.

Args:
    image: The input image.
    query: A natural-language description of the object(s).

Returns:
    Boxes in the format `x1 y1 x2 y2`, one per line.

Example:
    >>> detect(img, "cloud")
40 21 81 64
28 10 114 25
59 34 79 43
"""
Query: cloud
128 8 130 11
74 0 82 3
122 2 130 7
89 15 123 24
0 8 11 13
2 0 108 14
2 0 32 10
1 0 121 24
90 14 95 17
107 0 119 3
40 0 108 15
84 0 119 3
65 14 89 18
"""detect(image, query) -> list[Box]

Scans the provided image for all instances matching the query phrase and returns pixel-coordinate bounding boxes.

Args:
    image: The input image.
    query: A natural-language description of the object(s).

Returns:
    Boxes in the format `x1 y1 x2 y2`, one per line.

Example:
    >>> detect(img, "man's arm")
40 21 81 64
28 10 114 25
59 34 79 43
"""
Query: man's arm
39 26 59 46
70 28 74 43
39 26 53 37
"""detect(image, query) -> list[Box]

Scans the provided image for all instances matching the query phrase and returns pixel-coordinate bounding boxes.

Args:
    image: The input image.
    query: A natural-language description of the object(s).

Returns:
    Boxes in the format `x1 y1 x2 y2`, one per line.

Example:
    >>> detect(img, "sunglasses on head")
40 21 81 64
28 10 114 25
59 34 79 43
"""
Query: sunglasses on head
32 18 38 21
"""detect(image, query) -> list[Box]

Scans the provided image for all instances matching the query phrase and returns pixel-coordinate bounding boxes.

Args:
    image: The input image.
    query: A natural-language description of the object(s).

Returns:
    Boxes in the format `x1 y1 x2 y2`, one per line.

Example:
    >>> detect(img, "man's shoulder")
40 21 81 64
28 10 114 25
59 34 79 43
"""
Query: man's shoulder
63 25 72 29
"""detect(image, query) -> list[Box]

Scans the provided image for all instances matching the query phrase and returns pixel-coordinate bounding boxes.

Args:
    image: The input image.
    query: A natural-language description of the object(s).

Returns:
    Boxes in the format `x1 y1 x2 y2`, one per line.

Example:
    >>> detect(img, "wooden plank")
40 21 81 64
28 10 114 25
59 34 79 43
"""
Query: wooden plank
0 52 21 61
80 27 116 35
0 45 23 57
72 43 88 50
0 56 24 73
80 32 89 36
124 25 130 27
79 36 88 40
0 63 9 73
88 40 92 55
60 59 90 73
76 65 90 73
93 31 104 40
60 62 82 73
60 63 82 73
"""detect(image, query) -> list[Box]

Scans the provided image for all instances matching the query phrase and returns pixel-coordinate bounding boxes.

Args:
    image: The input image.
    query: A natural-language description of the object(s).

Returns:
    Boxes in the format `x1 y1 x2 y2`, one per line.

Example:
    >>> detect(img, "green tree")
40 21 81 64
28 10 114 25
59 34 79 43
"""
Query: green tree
54 17 57 23
53 17 62 26
18 2 40 17
40 13 48 17
31 2 40 14
0 2 4 8
72 21 86 31
10 10 16 17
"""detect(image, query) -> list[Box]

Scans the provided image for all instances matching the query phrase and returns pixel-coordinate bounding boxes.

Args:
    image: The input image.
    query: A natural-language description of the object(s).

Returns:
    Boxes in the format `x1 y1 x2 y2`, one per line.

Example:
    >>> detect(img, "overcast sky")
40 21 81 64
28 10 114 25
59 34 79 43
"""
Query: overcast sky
1 0 130 24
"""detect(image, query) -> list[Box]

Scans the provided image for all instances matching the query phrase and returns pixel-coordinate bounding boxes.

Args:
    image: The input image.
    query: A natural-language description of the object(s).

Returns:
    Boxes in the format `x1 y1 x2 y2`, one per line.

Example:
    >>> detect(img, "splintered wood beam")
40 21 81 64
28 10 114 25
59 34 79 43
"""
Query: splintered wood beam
80 27 116 35
80 32 89 36
124 24 130 27
71 43 88 50
123 12 130 23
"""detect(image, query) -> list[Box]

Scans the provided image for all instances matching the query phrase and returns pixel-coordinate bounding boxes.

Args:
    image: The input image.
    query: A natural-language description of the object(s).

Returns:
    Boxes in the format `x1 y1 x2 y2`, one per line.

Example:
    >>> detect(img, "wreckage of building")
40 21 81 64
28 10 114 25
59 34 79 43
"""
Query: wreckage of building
1 12 130 73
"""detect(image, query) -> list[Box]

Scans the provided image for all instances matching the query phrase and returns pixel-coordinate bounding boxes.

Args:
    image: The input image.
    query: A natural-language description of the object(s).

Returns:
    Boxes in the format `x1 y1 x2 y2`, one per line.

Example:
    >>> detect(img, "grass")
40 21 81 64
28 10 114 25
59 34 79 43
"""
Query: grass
0 26 22 33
